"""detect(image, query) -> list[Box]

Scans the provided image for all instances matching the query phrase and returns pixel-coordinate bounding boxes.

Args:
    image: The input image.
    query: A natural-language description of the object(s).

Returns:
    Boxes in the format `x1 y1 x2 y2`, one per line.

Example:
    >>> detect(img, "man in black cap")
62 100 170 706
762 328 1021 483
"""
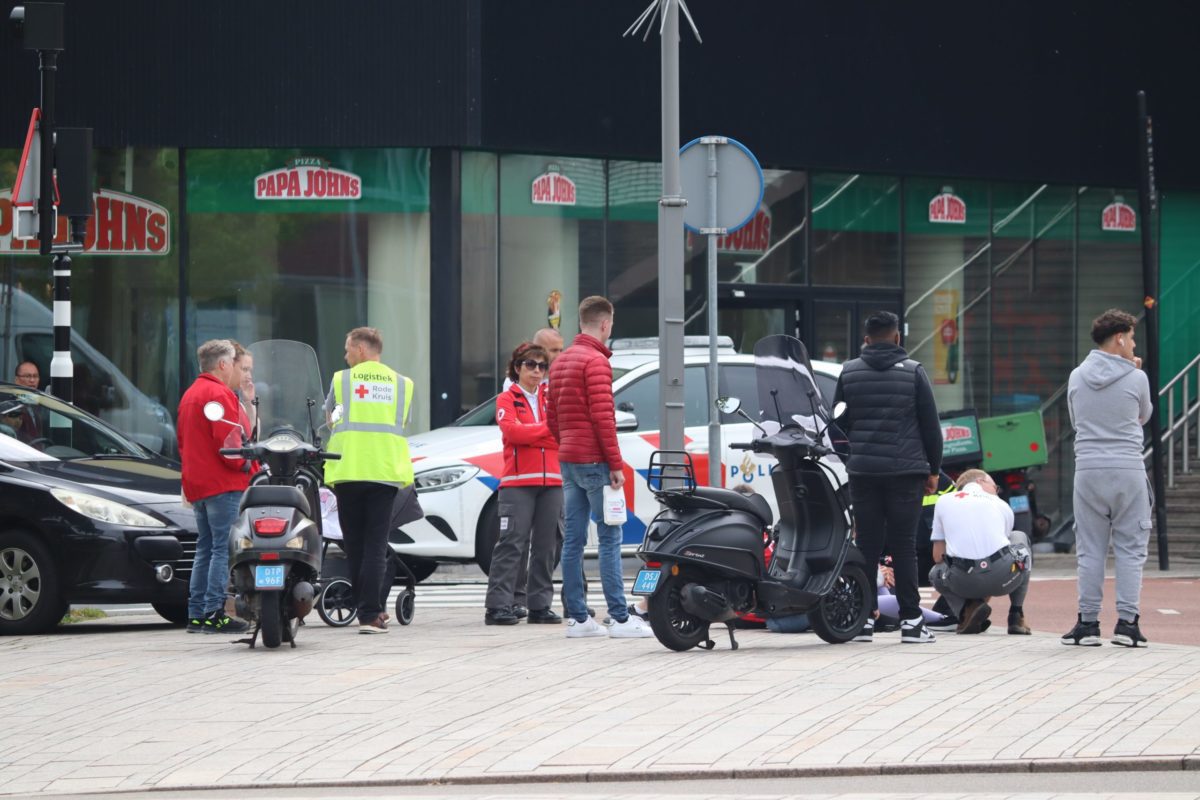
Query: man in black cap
834 310 943 644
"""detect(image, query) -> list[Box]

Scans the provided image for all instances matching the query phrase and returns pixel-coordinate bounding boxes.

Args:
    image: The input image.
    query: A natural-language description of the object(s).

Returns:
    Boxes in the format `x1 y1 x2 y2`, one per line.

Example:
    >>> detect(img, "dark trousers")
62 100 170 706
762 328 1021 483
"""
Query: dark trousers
486 486 563 612
850 474 925 621
333 481 398 623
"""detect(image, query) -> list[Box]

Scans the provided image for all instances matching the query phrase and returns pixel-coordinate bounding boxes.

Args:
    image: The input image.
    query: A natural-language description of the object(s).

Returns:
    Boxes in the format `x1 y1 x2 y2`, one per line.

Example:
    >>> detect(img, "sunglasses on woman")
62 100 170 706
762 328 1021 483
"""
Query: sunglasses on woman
520 359 549 371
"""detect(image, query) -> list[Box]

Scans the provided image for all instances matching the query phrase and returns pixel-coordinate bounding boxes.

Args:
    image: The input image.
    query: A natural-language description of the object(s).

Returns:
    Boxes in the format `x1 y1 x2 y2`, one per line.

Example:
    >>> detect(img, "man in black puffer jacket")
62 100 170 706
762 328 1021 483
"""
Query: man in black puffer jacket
833 310 943 644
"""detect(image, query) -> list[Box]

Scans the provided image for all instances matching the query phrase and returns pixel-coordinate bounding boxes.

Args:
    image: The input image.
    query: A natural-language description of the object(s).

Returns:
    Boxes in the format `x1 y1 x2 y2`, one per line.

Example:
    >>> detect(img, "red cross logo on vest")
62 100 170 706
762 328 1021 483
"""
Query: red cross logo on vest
355 384 369 399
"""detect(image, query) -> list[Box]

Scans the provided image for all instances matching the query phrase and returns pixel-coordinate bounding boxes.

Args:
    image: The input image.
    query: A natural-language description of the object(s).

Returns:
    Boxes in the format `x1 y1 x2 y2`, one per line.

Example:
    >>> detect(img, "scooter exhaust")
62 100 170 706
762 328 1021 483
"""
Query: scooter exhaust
680 584 736 622
291 581 315 618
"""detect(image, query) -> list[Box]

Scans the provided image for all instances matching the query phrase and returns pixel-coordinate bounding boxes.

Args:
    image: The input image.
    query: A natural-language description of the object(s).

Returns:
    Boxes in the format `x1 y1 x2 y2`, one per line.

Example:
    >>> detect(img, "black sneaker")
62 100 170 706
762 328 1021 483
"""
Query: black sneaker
512 604 529 620
900 617 935 643
203 612 249 634
186 617 205 634
628 603 649 621
484 607 519 626
927 615 959 632
853 617 874 642
1112 615 1148 648
1061 614 1101 646
526 608 562 624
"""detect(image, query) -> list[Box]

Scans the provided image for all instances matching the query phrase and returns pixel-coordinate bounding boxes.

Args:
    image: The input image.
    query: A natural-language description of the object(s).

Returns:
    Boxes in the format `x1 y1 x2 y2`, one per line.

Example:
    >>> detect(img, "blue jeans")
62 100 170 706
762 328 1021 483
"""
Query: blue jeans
189 491 242 618
561 462 627 623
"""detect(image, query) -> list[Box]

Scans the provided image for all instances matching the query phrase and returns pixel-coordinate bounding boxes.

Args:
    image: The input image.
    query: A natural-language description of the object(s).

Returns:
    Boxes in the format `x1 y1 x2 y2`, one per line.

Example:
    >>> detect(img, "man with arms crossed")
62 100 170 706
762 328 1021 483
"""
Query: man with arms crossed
1062 309 1153 647
548 296 651 639
929 469 1033 635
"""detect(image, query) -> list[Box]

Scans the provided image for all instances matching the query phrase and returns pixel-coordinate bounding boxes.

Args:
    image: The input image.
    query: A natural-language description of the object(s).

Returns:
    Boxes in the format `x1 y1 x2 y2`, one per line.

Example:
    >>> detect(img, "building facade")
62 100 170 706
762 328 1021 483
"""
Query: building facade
3 1 1200 528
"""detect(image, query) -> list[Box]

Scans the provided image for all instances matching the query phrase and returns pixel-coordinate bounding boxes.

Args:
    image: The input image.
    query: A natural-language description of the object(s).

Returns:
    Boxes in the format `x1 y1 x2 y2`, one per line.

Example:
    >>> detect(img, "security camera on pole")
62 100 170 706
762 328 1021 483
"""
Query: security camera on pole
9 2 93 419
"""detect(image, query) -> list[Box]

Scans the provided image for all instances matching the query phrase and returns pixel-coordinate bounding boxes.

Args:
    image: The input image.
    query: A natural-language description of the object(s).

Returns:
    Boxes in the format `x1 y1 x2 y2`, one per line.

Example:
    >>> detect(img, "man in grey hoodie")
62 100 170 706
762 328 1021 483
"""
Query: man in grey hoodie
1063 309 1153 648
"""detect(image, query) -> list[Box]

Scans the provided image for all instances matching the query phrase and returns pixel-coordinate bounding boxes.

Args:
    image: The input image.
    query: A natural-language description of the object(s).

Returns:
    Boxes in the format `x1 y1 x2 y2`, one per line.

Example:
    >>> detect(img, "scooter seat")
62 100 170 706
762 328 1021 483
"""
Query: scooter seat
239 484 311 517
690 486 773 526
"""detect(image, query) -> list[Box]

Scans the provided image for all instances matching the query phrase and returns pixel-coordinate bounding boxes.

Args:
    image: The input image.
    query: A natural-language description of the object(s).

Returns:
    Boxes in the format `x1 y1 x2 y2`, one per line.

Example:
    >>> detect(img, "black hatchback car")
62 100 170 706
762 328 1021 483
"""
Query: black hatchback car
0 384 196 634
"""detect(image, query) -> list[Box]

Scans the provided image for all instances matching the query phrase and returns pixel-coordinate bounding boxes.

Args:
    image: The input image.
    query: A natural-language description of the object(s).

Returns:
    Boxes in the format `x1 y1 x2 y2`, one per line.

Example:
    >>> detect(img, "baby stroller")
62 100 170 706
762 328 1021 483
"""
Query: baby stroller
315 487 417 627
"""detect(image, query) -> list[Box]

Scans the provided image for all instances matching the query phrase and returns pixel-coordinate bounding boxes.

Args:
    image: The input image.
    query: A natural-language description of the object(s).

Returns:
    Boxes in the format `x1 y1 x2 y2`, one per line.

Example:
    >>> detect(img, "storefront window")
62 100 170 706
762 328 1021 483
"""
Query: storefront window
186 148 431 431
726 169 807 286
461 152 499 414
606 160 660 339
497 154 605 365
1076 187 1142 359
1 147 181 455
904 178 989 415
811 172 900 287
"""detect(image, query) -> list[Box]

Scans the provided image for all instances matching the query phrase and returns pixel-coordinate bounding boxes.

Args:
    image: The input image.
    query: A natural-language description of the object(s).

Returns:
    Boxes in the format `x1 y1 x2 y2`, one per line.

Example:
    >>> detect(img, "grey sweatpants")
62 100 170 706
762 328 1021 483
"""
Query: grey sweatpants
485 486 562 612
1073 468 1153 622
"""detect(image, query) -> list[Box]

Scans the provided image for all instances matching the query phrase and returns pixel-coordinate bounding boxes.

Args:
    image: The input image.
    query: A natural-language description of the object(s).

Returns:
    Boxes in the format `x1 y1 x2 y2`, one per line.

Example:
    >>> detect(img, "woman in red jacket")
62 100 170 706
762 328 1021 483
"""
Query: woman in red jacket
484 342 564 625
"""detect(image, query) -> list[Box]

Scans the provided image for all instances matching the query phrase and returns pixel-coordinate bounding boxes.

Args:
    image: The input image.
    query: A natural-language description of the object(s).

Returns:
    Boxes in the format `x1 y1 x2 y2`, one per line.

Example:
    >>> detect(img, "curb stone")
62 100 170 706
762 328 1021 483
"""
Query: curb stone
31 756 1195 798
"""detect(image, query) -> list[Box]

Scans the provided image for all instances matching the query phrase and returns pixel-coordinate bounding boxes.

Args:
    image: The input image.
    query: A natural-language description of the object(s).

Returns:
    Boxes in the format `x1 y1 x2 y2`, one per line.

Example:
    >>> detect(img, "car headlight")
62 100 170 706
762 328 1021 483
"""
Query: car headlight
262 434 302 453
413 465 480 493
50 489 167 528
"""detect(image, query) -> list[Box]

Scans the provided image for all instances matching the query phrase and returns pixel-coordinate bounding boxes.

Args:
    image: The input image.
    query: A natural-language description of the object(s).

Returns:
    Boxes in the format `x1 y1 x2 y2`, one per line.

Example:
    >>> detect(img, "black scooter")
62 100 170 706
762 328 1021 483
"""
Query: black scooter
214 339 339 649
633 335 872 651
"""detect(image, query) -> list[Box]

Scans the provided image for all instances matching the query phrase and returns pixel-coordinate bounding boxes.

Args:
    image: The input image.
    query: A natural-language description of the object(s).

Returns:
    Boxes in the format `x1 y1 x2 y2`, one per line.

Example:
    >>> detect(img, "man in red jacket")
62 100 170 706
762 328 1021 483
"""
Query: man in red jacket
548 296 652 639
178 339 252 635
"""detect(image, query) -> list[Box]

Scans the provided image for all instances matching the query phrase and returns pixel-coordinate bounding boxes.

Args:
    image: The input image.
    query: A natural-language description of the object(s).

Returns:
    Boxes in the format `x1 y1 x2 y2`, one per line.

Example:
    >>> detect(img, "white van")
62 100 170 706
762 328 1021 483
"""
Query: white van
0 287 178 457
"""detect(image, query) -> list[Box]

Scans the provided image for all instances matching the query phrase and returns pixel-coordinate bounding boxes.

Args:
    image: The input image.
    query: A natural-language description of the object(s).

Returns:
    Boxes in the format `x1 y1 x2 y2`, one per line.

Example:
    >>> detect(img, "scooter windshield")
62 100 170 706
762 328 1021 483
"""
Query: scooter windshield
752 335 831 437
247 340 325 444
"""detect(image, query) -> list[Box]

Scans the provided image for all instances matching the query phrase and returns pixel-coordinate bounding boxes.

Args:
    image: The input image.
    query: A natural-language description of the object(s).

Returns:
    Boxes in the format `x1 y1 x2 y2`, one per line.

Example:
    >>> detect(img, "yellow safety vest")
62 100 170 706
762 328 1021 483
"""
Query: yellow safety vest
324 362 414 486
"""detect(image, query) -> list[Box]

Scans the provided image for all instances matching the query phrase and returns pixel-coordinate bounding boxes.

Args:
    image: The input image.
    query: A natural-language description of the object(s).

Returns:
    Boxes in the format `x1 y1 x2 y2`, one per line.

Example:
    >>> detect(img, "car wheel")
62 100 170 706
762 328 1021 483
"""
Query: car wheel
0 530 62 635
398 556 438 584
474 495 500 576
151 602 189 626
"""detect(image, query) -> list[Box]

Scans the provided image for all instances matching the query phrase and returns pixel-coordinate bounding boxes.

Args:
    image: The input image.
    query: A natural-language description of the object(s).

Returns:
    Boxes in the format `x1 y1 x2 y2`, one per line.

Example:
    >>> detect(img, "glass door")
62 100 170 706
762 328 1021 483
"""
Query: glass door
810 296 903 365
717 298 801 355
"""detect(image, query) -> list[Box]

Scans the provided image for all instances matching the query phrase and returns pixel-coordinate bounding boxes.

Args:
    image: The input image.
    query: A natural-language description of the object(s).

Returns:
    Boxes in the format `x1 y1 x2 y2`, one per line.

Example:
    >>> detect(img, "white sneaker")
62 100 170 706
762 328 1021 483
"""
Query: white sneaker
565 616 607 638
608 615 654 639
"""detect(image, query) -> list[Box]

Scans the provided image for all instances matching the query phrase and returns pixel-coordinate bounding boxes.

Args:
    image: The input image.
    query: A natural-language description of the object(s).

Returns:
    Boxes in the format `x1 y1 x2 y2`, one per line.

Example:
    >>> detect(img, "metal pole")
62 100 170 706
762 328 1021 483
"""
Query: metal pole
1185 374 1190 475
37 50 57 257
705 140 720 487
657 0 686 455
1136 90 1169 569
51 253 73 405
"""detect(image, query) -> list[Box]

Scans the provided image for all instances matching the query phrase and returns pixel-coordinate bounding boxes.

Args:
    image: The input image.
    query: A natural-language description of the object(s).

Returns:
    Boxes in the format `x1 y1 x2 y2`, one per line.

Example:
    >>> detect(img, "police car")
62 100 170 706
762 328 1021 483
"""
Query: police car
399 337 843 578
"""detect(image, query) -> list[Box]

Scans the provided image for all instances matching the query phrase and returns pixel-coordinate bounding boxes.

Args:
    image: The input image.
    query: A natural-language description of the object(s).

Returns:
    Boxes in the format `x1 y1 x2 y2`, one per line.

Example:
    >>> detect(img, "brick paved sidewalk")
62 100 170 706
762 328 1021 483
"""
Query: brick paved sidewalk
2 608 1198 796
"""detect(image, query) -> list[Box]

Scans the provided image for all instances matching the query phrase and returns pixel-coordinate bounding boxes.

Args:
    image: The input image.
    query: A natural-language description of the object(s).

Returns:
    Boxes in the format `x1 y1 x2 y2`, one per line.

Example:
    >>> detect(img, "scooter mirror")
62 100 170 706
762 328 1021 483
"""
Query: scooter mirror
715 396 741 415
832 401 848 420
202 401 226 422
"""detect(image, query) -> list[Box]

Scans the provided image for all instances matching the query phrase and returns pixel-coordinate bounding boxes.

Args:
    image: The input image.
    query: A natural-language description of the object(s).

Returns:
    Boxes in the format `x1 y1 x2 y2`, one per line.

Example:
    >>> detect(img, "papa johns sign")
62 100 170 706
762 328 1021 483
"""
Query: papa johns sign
0 188 170 256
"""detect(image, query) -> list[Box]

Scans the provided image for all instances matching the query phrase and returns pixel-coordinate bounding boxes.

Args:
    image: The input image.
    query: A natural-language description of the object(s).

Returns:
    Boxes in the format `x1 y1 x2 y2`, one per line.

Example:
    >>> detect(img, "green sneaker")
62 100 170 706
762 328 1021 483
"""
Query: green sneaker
186 617 205 634
203 612 249 634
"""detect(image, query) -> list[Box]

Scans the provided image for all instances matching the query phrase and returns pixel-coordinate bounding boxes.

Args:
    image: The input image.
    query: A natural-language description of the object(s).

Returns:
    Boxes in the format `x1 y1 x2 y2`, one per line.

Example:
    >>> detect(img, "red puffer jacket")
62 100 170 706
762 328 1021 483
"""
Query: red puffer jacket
496 383 561 487
177 374 252 503
547 334 622 471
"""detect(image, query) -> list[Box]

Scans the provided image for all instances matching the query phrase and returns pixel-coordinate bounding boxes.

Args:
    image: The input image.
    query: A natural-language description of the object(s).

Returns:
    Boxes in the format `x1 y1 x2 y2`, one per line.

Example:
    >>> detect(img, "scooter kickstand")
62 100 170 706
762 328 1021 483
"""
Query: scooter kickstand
724 622 739 651
234 623 260 649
